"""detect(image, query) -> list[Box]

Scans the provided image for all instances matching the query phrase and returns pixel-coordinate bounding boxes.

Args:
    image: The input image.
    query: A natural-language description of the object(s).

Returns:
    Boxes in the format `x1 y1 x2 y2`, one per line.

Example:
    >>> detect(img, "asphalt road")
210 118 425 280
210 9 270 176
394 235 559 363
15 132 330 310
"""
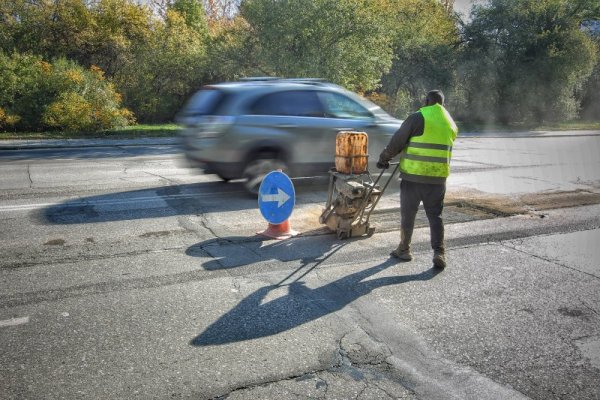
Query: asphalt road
0 132 599 399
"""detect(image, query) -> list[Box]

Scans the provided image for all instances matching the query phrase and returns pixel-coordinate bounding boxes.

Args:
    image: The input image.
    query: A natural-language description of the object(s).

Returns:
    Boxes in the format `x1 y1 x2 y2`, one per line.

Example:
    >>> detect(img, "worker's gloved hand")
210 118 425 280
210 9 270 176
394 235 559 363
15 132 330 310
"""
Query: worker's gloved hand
376 160 390 169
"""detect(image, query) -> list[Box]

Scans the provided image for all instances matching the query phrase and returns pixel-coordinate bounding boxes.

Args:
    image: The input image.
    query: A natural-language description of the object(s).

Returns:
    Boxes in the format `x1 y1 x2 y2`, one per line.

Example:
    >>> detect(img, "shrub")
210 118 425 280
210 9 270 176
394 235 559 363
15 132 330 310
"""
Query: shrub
42 59 135 131
0 52 134 132
0 107 21 129
0 52 53 130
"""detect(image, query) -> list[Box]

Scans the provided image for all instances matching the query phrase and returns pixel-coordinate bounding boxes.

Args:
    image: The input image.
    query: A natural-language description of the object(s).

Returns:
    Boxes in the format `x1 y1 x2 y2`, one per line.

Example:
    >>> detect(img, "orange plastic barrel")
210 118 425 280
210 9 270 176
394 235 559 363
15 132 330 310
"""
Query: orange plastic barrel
335 131 368 174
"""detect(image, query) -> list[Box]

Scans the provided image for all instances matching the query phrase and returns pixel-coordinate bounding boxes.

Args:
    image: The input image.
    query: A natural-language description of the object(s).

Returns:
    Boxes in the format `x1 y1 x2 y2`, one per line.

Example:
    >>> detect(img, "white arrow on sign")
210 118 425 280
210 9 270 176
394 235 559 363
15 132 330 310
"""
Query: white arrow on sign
261 188 291 208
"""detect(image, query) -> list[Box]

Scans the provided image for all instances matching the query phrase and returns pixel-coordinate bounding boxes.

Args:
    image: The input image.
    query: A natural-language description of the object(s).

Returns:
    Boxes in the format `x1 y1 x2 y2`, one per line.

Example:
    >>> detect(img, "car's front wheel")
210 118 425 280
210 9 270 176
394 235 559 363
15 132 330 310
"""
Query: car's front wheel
242 154 288 195
215 173 232 182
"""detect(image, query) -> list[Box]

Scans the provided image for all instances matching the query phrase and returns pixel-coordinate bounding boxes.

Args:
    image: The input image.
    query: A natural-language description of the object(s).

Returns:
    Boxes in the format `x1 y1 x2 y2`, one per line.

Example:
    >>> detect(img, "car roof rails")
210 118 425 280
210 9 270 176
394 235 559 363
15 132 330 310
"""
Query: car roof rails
239 77 281 81
281 78 328 83
239 77 331 86
282 78 332 86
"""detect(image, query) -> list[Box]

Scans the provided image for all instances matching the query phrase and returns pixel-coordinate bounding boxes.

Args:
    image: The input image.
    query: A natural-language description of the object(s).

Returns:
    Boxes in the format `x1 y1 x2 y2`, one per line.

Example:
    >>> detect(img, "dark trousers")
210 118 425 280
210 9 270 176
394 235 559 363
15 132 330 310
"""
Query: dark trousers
400 179 446 253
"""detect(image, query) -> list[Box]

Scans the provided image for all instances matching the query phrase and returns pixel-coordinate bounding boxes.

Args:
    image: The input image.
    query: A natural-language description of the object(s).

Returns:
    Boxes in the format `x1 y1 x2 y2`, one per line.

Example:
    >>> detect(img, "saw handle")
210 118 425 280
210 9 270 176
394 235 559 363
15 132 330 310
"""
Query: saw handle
357 162 399 224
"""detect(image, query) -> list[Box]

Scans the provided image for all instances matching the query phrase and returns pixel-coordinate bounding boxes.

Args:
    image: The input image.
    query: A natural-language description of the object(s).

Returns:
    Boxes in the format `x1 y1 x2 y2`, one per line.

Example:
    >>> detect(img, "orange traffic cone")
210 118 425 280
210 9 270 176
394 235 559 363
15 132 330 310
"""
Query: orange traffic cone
258 219 298 240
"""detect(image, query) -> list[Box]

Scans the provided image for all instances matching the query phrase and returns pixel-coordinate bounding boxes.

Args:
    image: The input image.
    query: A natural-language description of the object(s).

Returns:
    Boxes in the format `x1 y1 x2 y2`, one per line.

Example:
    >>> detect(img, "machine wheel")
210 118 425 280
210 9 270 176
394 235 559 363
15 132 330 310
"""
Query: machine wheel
337 230 348 240
242 152 288 195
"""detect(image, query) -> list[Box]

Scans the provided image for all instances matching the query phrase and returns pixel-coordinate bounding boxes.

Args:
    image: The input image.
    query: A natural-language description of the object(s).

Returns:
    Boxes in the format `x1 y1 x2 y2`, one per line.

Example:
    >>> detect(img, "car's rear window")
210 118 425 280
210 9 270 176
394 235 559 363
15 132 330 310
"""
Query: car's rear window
180 89 230 116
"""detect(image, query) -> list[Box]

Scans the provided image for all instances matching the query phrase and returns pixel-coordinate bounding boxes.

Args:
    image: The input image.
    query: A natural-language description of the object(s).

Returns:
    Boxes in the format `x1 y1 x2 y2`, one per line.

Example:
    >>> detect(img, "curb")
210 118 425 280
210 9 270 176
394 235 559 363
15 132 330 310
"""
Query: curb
458 129 600 138
2 130 599 149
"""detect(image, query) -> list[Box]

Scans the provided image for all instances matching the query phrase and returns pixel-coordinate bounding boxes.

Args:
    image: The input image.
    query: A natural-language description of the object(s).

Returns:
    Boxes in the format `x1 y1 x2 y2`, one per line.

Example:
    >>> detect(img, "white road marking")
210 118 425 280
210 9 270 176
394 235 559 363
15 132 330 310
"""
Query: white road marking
0 191 246 213
0 316 30 327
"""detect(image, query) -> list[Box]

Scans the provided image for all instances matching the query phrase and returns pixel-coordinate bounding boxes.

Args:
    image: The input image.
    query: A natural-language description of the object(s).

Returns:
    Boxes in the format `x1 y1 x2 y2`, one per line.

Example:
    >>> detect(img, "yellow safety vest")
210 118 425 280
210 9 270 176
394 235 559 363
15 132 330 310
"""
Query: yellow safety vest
400 104 458 178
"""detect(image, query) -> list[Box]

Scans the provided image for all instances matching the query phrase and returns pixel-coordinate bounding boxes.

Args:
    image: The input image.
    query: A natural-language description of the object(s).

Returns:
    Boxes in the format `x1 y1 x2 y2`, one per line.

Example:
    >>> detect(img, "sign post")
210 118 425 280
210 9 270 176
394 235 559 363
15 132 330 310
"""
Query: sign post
257 171 297 239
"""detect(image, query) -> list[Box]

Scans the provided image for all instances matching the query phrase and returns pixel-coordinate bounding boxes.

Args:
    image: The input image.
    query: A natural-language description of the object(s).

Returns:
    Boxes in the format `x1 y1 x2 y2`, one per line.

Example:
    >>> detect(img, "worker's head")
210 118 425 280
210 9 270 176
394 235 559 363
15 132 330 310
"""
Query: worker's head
425 90 444 106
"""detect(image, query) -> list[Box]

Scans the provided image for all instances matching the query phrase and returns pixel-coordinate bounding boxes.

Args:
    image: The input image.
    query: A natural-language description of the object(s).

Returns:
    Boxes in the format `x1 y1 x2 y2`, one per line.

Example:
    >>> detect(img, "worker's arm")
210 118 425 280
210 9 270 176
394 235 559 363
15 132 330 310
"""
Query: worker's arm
378 112 424 166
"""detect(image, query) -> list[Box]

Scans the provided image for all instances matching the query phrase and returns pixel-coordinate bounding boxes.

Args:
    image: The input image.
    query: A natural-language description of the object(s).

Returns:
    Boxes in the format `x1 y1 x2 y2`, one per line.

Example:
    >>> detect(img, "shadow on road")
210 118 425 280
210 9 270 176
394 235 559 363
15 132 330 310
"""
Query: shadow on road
186 232 344 270
41 178 329 224
41 182 240 224
191 260 441 346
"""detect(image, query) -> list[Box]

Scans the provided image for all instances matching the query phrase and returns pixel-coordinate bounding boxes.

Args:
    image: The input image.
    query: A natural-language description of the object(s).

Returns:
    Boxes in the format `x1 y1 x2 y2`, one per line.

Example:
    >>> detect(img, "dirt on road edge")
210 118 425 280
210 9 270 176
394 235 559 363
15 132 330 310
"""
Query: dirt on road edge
446 188 600 217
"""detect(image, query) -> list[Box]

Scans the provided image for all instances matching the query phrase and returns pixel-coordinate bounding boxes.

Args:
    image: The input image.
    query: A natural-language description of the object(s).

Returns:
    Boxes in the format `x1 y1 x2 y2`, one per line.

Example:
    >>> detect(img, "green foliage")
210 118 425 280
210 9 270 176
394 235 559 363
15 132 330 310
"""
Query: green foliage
42 59 134 131
84 0 153 77
171 0 209 33
118 8 209 122
0 52 133 132
239 0 393 92
0 0 209 124
580 36 600 120
0 0 95 62
203 17 260 81
459 0 598 124
379 0 460 118
0 52 54 130
1 0 599 129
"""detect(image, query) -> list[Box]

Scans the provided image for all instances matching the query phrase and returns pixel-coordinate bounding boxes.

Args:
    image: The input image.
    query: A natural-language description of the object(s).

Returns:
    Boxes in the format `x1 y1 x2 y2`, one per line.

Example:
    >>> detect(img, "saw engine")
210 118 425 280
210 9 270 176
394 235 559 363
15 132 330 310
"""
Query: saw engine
320 131 398 239
319 171 383 239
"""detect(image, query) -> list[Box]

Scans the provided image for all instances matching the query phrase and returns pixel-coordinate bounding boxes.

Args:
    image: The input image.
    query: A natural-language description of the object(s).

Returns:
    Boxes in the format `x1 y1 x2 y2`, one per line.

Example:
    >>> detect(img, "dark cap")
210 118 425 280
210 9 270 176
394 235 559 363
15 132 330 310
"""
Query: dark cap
426 90 445 105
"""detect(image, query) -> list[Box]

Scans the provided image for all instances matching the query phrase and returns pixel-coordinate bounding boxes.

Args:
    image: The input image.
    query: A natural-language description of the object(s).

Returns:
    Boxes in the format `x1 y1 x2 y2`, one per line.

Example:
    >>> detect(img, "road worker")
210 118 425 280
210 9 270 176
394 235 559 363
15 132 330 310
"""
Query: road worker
377 90 458 268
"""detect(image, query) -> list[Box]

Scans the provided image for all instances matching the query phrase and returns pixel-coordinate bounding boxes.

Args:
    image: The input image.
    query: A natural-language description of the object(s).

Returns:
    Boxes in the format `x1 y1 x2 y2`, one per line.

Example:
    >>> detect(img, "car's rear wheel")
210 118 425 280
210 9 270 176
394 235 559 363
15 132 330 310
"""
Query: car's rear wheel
242 153 288 195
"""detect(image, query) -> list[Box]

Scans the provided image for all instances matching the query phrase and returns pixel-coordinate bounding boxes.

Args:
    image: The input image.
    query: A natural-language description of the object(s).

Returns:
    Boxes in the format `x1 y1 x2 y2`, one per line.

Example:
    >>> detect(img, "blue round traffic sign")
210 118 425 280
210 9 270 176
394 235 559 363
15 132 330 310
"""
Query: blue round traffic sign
258 171 295 224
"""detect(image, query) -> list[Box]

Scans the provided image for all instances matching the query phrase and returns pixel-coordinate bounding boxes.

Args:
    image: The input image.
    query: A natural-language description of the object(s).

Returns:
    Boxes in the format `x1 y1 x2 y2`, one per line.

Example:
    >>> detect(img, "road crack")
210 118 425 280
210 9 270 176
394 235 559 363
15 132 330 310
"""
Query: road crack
579 298 599 316
27 164 33 188
0 265 231 309
500 239 600 280
0 246 187 270
144 171 180 185
210 331 410 400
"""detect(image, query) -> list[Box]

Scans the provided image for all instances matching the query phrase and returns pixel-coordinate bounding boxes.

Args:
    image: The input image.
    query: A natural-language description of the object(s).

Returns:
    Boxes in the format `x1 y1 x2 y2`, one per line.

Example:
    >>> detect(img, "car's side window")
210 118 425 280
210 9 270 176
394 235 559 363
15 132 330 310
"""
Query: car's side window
250 91 325 117
317 92 373 120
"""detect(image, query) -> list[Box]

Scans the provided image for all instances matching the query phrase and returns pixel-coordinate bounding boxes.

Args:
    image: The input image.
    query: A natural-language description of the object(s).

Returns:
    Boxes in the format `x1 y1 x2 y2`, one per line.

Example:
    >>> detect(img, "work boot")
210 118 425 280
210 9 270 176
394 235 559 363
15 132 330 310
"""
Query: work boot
391 228 413 261
391 246 413 261
432 251 446 269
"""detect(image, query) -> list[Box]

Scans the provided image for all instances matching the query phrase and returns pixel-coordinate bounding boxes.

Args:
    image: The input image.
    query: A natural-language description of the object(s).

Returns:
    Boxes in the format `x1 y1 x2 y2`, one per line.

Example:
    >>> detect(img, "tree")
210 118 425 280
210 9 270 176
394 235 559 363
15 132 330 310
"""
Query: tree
379 0 460 117
438 0 455 14
579 26 600 120
239 0 394 92
0 0 211 123
118 8 209 122
203 0 241 24
203 15 262 81
459 0 598 124
0 0 92 59
0 0 152 77
171 0 209 33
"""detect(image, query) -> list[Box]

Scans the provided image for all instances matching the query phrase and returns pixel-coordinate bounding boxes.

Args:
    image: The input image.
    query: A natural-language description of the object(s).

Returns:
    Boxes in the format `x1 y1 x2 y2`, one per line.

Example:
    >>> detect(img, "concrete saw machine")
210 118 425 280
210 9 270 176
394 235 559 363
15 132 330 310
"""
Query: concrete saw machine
319 131 398 239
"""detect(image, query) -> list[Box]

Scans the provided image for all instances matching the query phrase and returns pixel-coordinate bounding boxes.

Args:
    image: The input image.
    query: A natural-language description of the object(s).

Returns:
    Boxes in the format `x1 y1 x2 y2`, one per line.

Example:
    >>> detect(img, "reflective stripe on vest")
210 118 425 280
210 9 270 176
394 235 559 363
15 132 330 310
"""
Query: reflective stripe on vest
400 104 458 178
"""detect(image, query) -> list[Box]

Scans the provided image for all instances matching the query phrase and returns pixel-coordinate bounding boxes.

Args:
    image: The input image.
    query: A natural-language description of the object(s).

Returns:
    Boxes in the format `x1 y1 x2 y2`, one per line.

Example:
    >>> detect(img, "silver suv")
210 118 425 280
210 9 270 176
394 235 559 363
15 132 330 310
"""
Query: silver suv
177 78 402 193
